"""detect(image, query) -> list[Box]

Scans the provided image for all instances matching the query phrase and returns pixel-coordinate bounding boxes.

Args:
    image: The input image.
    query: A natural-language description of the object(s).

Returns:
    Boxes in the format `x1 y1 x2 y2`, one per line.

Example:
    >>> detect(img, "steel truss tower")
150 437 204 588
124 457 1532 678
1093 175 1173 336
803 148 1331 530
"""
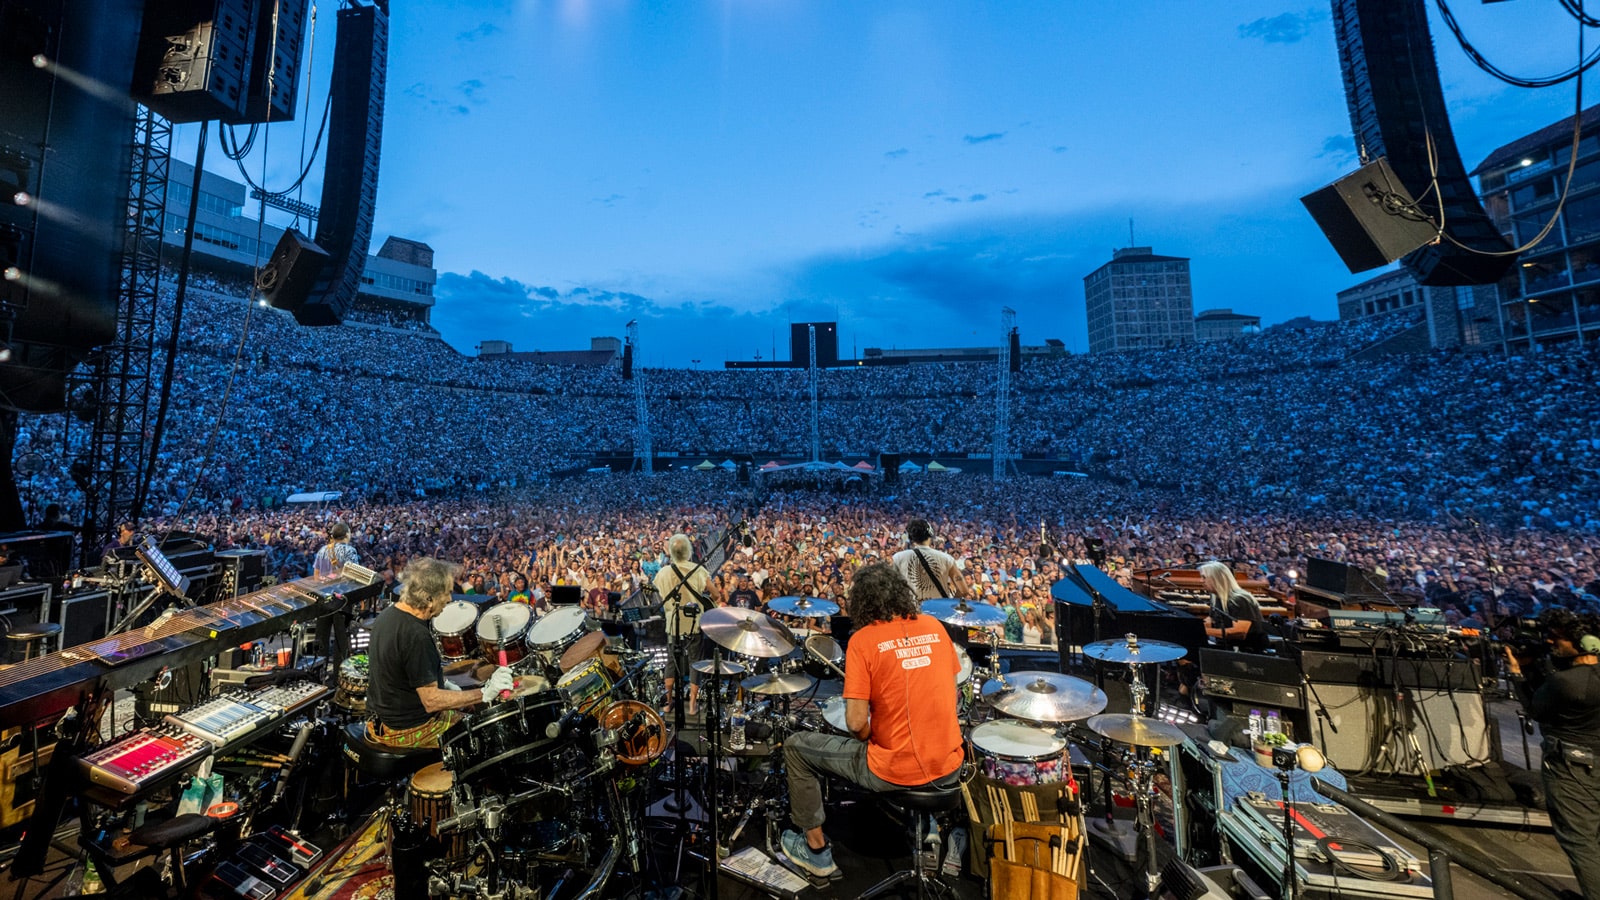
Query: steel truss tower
70 107 168 563
629 320 652 473
992 307 1015 480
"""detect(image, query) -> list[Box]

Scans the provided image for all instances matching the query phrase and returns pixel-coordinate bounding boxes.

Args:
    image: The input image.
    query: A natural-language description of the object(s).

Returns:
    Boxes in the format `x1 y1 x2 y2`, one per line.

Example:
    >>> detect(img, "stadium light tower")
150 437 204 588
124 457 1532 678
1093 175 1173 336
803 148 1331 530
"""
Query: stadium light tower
808 325 820 463
628 320 652 473
993 307 1015 480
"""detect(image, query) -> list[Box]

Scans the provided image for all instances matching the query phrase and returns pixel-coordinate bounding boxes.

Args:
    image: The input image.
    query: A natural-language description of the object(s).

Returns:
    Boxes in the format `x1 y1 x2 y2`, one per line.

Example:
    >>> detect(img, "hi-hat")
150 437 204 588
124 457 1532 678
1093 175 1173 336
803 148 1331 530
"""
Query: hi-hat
700 607 796 658
1086 713 1187 748
921 598 1008 628
1082 634 1187 665
982 671 1107 723
692 658 745 676
742 672 816 695
768 596 840 618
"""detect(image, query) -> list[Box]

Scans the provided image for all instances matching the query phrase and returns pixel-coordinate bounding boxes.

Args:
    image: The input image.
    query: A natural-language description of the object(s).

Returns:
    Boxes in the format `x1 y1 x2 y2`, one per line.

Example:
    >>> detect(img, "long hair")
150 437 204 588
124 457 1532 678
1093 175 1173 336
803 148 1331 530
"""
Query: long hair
849 562 920 627
1200 560 1259 617
399 557 459 611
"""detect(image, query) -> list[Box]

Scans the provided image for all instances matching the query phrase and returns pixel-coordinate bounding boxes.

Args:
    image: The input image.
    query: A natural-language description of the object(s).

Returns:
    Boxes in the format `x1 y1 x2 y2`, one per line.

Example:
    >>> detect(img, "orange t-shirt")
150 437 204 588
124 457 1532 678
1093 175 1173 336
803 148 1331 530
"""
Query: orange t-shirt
843 614 964 786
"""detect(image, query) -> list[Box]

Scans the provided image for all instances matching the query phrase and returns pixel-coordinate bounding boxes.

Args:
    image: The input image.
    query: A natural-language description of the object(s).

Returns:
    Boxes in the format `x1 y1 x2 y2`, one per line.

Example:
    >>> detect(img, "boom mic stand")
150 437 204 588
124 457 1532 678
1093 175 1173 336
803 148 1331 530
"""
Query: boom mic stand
662 604 702 820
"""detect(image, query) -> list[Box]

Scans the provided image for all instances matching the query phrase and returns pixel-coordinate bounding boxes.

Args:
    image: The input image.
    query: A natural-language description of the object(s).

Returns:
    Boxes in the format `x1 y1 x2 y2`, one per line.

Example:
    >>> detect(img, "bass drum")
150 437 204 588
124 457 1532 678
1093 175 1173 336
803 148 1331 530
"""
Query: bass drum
441 690 568 786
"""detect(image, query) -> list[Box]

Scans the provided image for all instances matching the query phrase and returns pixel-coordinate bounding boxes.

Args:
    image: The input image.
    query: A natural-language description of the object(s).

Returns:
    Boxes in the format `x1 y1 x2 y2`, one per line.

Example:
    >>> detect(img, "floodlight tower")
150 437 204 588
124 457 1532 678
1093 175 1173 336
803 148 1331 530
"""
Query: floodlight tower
993 307 1015 480
628 320 652 473
808 325 820 463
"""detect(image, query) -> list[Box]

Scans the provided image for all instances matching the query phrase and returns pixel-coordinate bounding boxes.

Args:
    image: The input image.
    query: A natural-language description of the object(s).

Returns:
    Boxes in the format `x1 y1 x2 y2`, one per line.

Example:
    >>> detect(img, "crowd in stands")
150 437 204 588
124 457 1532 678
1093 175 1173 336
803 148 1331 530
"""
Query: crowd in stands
11 270 1600 639
15 274 1597 536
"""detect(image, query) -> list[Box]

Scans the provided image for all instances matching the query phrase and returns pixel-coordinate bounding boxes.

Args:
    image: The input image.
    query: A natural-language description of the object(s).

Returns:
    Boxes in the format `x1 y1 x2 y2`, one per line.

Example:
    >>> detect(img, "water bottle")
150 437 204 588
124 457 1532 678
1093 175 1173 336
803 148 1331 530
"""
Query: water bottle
1248 709 1264 743
729 696 747 751
1266 710 1283 739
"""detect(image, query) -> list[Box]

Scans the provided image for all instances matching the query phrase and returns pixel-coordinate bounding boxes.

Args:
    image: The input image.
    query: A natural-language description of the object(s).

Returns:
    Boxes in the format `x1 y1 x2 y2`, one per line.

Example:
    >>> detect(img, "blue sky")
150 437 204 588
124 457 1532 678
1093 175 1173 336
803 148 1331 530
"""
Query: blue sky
179 1 1577 365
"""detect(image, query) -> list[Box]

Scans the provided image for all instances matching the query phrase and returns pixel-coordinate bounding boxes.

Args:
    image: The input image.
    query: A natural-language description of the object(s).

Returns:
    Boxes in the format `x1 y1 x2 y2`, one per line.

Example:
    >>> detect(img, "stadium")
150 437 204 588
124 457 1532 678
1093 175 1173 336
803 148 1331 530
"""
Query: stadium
0 3 1598 900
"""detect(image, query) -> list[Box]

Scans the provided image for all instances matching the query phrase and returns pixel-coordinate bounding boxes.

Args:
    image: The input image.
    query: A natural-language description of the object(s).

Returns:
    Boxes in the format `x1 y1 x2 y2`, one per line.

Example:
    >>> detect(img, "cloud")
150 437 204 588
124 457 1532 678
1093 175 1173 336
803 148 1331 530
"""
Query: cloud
1238 10 1324 44
403 80 487 116
923 189 946 199
963 132 1006 145
592 193 626 207
968 194 987 203
457 22 501 42
884 148 909 159
1316 135 1358 166
1052 146 1069 154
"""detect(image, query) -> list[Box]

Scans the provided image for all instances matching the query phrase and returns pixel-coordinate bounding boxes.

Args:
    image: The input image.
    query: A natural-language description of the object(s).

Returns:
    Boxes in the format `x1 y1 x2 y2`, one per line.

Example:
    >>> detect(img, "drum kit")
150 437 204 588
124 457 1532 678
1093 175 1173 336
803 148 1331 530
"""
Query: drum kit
392 601 667 899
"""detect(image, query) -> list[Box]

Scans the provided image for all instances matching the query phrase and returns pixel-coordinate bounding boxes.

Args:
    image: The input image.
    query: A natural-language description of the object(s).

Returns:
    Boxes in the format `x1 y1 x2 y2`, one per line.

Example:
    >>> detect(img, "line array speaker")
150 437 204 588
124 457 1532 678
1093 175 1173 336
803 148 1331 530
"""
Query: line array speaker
133 0 258 124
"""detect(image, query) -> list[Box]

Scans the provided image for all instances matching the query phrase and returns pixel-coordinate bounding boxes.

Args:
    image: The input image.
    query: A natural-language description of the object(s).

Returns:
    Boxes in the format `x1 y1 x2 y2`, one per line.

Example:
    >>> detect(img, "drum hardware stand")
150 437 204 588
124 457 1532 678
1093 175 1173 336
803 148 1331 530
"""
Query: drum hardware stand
1126 754 1165 900
1373 685 1436 796
1086 744 1141 865
662 603 700 817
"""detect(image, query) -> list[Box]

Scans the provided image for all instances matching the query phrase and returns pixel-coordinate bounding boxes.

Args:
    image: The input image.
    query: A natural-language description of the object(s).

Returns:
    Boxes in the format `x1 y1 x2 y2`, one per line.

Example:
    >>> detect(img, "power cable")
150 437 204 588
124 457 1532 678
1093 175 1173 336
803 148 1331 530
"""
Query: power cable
1435 0 1600 88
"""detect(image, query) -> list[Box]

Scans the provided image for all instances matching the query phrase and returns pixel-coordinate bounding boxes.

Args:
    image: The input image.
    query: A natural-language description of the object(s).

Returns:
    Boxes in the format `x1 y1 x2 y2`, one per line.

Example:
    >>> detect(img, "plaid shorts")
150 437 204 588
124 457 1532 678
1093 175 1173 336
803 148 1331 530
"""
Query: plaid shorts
366 711 461 750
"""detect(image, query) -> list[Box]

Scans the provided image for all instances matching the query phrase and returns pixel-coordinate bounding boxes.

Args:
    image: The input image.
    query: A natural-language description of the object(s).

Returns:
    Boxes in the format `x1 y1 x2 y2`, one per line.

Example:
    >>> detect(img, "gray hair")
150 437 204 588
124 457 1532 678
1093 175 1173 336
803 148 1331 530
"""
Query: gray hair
667 533 693 564
399 557 459 610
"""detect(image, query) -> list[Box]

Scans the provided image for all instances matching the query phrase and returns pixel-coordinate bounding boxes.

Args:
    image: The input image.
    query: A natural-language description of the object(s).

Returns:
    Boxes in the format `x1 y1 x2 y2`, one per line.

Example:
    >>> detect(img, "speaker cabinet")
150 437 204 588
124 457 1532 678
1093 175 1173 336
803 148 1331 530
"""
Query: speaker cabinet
1307 681 1491 774
880 453 902 485
1300 158 1439 274
134 0 257 123
257 228 328 315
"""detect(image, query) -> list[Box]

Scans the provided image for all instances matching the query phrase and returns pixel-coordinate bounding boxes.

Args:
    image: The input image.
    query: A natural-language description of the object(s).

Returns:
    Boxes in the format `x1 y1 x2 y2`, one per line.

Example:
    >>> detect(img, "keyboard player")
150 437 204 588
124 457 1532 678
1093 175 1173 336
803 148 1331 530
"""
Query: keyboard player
1199 561 1269 653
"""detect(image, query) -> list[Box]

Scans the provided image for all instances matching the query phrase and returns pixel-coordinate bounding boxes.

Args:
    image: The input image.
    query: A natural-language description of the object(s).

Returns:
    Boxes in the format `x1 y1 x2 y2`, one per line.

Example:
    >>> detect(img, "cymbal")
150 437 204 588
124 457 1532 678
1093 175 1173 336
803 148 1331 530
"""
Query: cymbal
741 672 816 695
1082 635 1187 664
982 671 1107 723
692 658 745 676
700 607 796 658
921 598 1008 628
767 595 840 618
1086 713 1188 748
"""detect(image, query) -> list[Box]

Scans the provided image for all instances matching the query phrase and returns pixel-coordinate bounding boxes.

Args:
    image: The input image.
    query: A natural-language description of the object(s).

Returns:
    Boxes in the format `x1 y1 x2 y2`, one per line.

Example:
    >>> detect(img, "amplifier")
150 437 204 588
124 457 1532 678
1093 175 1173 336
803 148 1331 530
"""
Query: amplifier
53 587 109 648
217 549 267 598
1300 650 1480 692
1204 676 1304 710
1201 648 1300 685
1308 682 1492 774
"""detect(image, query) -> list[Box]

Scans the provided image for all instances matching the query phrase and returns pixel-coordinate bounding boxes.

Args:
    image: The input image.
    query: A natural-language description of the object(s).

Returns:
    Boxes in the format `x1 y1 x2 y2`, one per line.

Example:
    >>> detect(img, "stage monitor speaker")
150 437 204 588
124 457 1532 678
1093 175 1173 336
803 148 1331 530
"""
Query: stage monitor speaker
1307 681 1491 775
1300 158 1438 275
880 453 901 485
133 0 257 123
257 228 328 314
55 589 110 647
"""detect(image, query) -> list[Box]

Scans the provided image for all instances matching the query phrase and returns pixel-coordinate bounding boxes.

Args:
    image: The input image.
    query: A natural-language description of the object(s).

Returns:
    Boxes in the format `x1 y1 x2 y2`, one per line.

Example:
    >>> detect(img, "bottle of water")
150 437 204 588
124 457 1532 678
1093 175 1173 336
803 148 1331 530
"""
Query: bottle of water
1248 709 1264 743
1266 710 1283 739
729 695 747 751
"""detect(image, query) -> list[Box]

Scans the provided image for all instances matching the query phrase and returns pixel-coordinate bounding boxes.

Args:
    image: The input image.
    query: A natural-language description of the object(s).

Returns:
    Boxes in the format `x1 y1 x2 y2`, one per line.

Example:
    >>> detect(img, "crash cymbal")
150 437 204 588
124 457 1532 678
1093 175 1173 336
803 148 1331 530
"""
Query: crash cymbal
920 598 1008 628
981 671 1107 723
741 672 816 695
767 595 841 618
1082 634 1187 665
700 606 796 658
691 658 745 676
1086 713 1187 748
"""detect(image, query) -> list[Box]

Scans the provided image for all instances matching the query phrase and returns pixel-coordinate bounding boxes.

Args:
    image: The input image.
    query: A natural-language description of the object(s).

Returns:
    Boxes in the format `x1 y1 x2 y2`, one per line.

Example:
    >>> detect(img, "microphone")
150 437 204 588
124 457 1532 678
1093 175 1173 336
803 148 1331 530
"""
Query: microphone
546 707 587 740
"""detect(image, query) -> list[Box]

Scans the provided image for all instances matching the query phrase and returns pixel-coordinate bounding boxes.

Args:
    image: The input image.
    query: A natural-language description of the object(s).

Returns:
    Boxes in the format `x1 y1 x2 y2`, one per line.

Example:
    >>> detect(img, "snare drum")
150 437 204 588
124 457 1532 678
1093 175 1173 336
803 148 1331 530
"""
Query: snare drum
409 762 467 860
818 695 866 736
477 602 533 666
433 601 481 661
971 720 1068 785
333 654 368 713
528 606 588 660
556 657 613 715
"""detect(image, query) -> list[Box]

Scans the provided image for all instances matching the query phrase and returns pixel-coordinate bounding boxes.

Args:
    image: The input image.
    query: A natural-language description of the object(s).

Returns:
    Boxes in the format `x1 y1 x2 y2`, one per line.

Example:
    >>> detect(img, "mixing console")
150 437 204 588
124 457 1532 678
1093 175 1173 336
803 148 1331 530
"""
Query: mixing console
167 695 273 746
77 726 212 794
247 680 330 714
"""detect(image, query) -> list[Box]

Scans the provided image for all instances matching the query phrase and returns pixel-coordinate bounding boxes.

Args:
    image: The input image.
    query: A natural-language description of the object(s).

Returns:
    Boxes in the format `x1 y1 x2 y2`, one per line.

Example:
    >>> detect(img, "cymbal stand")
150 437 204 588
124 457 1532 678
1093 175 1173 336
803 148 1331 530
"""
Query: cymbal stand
662 607 700 818
1127 752 1164 900
705 644 726 900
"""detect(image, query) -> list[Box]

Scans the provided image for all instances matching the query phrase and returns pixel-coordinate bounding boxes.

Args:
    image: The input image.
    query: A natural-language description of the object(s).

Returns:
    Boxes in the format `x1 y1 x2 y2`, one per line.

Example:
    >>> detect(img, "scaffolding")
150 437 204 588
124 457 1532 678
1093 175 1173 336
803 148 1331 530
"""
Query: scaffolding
71 106 167 563
629 320 652 473
992 307 1015 481
808 325 820 463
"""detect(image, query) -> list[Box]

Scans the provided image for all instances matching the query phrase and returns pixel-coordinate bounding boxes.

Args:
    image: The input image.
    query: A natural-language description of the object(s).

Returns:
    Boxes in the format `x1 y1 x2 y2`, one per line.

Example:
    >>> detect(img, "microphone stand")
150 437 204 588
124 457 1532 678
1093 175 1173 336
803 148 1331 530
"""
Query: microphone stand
663 605 700 819
1300 670 1338 753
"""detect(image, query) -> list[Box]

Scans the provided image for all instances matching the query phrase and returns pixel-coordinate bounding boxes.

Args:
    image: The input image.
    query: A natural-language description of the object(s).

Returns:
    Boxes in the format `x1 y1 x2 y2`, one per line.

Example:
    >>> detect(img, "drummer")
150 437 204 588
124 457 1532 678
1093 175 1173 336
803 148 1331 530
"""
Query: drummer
780 562 964 880
366 557 515 749
652 534 716 717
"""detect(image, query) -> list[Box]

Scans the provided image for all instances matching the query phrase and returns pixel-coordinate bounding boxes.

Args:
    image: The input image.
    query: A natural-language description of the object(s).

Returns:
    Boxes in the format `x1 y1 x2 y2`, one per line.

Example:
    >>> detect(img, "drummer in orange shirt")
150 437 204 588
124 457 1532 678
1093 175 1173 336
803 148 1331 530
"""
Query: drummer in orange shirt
780 562 964 879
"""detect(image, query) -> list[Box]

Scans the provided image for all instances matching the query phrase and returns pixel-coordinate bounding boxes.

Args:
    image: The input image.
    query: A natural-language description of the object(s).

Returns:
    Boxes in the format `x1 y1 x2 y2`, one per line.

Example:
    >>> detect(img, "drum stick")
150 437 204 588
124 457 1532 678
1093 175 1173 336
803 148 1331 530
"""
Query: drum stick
494 615 512 701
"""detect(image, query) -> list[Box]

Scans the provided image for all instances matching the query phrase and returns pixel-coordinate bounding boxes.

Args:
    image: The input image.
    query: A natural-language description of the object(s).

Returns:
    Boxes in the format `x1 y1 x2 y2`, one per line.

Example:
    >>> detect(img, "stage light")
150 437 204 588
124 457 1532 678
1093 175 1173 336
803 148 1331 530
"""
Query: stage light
3 267 20 282
0 344 12 363
31 54 48 70
1286 568 1298 580
12 192 30 207
1519 158 1534 167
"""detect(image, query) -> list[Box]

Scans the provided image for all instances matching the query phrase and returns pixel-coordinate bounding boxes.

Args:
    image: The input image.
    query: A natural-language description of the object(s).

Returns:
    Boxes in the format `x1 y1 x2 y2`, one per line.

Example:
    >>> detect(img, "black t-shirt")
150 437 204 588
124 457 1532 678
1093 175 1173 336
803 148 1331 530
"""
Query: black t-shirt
1219 591 1269 653
366 604 443 729
1532 661 1600 750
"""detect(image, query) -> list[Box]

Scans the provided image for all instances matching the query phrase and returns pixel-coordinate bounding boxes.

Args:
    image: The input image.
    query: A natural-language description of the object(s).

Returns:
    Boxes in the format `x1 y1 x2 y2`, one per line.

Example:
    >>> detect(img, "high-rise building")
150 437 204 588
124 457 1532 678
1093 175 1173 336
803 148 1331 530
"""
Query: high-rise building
1083 246 1194 354
1472 102 1600 348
